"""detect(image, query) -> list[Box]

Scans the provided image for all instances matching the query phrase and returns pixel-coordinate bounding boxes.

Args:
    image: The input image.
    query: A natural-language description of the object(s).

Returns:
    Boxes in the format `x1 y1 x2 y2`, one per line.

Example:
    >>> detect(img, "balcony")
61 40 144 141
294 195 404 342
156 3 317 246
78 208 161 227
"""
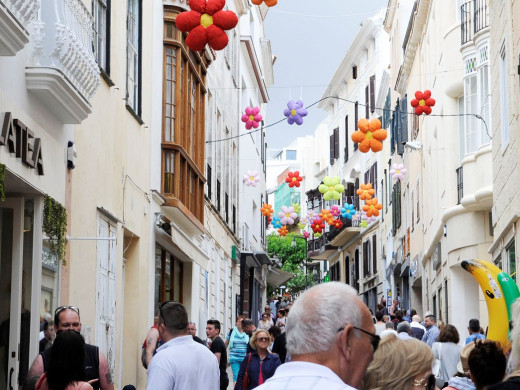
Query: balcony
26 0 100 124
461 0 489 46
0 0 37 55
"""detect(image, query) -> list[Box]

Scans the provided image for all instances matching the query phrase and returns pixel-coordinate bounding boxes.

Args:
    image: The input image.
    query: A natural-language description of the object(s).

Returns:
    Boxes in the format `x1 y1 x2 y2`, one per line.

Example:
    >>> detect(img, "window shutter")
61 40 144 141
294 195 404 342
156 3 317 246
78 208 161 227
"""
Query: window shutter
396 99 405 155
330 134 335 165
400 95 409 146
354 178 360 211
363 241 369 277
354 102 359 151
365 85 370 118
353 66 357 79
372 234 377 273
344 115 349 162
334 128 340 159
396 181 401 229
370 75 376 113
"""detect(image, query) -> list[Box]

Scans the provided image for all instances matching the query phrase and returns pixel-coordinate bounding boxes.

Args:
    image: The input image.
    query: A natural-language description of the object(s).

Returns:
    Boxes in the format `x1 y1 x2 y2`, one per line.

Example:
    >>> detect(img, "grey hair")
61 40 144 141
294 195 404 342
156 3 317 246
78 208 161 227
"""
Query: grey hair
188 321 196 327
412 314 421 323
286 282 363 355
397 321 410 333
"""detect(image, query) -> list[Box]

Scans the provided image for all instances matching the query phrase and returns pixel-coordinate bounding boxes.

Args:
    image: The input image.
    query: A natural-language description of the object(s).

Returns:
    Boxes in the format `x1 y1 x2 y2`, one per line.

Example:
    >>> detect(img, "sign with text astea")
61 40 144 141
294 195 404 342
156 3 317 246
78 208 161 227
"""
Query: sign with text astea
0 112 44 175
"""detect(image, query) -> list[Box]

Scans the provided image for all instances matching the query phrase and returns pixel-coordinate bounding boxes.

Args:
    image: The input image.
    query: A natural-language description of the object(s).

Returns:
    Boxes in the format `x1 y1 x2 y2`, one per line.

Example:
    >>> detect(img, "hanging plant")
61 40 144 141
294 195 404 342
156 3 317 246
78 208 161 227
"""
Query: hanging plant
0 163 5 202
43 195 67 265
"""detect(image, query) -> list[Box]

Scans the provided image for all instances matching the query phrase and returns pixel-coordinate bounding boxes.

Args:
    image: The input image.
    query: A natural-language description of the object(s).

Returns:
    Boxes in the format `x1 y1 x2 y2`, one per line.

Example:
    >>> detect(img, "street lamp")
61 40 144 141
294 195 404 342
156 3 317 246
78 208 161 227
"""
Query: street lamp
292 235 309 290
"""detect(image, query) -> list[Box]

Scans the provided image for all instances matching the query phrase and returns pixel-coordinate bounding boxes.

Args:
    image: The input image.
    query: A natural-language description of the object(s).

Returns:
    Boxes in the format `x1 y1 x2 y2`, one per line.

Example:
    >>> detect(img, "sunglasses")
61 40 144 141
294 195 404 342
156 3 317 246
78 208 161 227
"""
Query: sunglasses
55 305 80 318
337 325 380 353
257 337 270 342
412 374 435 390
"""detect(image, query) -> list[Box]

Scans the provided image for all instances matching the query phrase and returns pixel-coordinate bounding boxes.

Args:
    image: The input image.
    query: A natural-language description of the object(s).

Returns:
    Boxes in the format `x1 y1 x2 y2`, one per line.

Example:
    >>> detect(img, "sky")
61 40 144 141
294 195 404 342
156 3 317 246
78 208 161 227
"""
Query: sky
263 0 388 150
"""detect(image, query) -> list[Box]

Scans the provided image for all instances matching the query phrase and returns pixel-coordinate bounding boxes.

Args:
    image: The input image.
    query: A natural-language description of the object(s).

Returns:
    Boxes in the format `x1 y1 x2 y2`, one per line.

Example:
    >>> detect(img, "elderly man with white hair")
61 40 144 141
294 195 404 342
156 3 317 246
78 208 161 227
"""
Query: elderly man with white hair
255 282 378 390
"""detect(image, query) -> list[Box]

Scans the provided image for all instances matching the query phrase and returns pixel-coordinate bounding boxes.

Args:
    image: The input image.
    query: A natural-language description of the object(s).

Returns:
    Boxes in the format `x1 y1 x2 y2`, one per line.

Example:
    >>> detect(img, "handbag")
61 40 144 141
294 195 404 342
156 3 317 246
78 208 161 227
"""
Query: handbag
235 353 252 390
433 343 445 388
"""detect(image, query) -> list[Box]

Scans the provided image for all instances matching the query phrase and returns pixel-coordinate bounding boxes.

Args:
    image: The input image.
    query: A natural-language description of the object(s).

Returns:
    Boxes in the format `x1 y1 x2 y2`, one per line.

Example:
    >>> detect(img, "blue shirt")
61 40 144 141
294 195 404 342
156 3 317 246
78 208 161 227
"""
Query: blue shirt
465 333 486 344
235 351 281 390
226 327 250 363
422 324 440 347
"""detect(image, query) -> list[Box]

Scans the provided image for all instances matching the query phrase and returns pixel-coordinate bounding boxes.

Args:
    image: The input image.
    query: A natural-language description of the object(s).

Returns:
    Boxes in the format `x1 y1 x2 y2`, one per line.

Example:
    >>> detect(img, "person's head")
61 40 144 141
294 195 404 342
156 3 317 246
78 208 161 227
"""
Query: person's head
438 324 460 344
54 306 81 333
261 312 270 322
380 296 386 305
375 311 383 322
241 319 255 336
268 325 281 341
410 309 417 317
437 320 445 331
47 330 87 390
250 329 271 351
468 318 480 334
277 309 285 318
412 314 421 323
236 315 245 329
206 319 221 340
383 315 390 323
397 321 411 335
395 310 403 320
286 282 376 388
265 305 271 312
385 321 395 329
158 301 188 340
468 340 506 390
360 335 435 390
187 321 197 336
393 298 399 306
424 315 436 328
43 320 56 341
457 341 476 376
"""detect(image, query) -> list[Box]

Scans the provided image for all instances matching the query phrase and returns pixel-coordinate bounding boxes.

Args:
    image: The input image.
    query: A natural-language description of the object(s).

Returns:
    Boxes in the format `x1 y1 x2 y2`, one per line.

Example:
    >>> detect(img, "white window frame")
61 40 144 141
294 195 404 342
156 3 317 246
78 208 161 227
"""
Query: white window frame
500 43 509 152
126 0 140 113
464 74 478 154
93 0 108 71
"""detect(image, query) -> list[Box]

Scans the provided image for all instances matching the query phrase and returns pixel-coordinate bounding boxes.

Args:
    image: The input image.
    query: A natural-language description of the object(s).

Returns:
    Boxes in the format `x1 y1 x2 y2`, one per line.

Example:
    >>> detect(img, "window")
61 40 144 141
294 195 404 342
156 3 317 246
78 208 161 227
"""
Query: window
478 65 491 146
458 96 465 162
506 240 516 282
392 181 401 235
372 235 377 273
353 66 357 79
416 180 420 222
464 74 478 154
363 240 370 277
329 128 339 165
354 102 359 151
285 150 296 160
225 193 229 223
444 279 449 323
456 166 463 204
344 115 349 162
155 245 183 311
93 0 110 74
500 44 509 151
161 9 209 223
126 0 141 116
370 75 376 113
232 205 236 234
365 85 370 118
216 180 221 212
206 164 212 199
345 256 350 285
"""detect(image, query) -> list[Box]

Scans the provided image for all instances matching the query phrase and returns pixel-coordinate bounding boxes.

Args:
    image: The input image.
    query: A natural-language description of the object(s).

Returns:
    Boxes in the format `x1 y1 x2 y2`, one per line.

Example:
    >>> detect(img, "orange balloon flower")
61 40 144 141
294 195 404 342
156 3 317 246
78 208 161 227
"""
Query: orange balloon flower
357 183 375 201
278 226 288 237
261 203 273 217
351 118 387 153
363 198 383 217
252 0 278 6
319 209 334 225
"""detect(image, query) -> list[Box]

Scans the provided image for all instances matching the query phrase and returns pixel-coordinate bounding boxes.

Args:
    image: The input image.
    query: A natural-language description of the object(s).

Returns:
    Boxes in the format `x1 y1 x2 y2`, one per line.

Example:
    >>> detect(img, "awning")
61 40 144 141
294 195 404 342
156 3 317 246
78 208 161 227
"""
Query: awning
240 251 261 268
254 251 273 265
267 268 294 287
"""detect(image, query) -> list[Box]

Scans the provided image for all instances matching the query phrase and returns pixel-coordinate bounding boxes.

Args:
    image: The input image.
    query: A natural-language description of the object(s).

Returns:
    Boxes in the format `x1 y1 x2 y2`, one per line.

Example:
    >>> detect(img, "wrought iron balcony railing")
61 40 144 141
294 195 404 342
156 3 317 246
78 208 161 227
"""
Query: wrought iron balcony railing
461 0 489 46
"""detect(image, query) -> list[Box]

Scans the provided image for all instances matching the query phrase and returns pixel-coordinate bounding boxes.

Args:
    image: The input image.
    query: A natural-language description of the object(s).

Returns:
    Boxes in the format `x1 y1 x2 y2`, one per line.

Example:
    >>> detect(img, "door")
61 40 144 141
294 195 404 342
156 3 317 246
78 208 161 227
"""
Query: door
96 215 116 380
0 199 23 390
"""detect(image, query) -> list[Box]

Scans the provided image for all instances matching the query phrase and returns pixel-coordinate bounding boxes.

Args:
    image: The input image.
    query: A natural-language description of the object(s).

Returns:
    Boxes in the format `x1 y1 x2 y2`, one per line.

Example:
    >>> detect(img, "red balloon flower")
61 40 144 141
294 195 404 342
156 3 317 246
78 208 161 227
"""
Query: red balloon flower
285 171 303 188
175 0 238 51
411 90 436 115
331 218 343 230
311 218 325 234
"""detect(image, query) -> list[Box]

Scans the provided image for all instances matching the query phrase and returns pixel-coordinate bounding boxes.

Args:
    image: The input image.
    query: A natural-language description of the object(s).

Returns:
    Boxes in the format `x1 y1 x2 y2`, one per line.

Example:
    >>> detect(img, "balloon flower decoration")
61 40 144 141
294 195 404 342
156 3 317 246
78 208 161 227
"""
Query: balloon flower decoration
285 171 303 188
241 106 262 130
279 206 298 225
252 0 277 6
261 203 273 217
351 118 387 153
175 0 238 51
291 203 301 214
278 226 288 237
390 163 408 181
340 204 356 219
357 183 375 200
330 205 340 217
363 198 383 218
319 209 334 225
311 218 325 234
318 176 345 201
284 100 308 125
314 232 322 238
243 170 260 187
411 90 436 115
302 231 310 239
331 218 343 230
271 217 282 229
360 220 368 228
297 222 306 229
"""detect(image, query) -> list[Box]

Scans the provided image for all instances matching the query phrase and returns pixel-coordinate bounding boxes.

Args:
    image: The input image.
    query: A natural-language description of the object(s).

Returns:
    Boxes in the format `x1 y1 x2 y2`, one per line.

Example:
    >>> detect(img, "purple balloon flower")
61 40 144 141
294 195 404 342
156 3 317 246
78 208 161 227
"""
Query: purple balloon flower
284 100 308 125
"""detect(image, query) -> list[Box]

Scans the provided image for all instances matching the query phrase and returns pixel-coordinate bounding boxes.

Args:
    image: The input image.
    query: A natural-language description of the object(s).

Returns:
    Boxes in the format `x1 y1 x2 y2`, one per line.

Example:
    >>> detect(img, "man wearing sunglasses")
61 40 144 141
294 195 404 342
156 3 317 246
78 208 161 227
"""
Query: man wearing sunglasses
27 306 113 390
255 282 377 390
146 301 219 390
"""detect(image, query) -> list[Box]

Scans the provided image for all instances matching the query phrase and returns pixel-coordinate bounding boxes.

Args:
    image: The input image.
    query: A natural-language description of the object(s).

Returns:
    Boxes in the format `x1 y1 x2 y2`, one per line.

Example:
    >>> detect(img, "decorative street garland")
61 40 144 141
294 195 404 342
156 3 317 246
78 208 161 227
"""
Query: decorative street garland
0 163 5 201
43 195 67 265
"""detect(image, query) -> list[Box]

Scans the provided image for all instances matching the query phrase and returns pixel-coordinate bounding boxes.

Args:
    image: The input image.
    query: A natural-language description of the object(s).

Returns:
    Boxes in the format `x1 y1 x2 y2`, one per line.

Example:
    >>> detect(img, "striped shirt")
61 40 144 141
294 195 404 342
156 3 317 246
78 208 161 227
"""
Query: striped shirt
226 328 249 363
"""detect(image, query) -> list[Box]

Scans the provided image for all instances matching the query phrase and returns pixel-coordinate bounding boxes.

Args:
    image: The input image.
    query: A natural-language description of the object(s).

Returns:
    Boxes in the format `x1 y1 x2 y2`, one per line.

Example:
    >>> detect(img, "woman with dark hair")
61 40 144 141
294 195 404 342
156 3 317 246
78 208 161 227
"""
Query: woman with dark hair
432 324 462 388
35 330 94 390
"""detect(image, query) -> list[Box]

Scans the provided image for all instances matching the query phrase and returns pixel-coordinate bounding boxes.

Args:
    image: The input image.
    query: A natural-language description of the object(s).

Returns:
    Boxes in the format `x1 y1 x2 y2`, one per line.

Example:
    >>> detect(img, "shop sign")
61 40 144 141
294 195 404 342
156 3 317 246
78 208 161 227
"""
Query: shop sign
0 112 44 175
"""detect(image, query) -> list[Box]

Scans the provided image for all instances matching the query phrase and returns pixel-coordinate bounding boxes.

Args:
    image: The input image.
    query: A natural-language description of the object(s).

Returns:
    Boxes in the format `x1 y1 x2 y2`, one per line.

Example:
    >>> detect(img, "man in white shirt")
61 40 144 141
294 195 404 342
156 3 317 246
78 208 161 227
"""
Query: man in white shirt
410 314 427 340
146 302 219 390
255 282 378 390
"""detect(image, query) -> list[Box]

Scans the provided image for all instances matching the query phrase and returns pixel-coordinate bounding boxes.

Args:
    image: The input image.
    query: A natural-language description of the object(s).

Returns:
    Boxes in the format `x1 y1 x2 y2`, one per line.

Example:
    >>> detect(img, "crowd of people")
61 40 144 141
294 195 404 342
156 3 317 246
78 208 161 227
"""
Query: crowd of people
22 286 520 390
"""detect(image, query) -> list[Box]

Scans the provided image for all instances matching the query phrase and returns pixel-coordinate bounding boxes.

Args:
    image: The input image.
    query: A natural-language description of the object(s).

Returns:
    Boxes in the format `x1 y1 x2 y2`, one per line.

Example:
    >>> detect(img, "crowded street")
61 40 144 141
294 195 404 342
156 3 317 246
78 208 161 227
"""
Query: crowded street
1 0 519 389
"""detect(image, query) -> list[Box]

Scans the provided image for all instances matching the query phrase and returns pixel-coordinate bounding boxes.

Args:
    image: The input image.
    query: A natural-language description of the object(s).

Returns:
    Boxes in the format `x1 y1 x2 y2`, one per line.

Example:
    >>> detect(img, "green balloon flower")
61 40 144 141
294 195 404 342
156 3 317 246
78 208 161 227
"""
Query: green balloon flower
291 203 301 214
318 176 345 201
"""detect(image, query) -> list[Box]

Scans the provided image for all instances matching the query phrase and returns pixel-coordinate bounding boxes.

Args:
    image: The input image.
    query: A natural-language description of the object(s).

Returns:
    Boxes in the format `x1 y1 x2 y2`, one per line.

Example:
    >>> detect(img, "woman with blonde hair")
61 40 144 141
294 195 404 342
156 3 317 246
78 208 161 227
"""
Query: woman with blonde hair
360 334 436 390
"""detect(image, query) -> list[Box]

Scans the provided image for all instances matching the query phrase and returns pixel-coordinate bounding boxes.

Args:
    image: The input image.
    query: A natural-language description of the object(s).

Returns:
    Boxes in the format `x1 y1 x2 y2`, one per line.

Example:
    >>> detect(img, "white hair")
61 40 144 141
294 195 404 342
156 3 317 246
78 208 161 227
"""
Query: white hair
286 282 363 355
412 314 421 323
